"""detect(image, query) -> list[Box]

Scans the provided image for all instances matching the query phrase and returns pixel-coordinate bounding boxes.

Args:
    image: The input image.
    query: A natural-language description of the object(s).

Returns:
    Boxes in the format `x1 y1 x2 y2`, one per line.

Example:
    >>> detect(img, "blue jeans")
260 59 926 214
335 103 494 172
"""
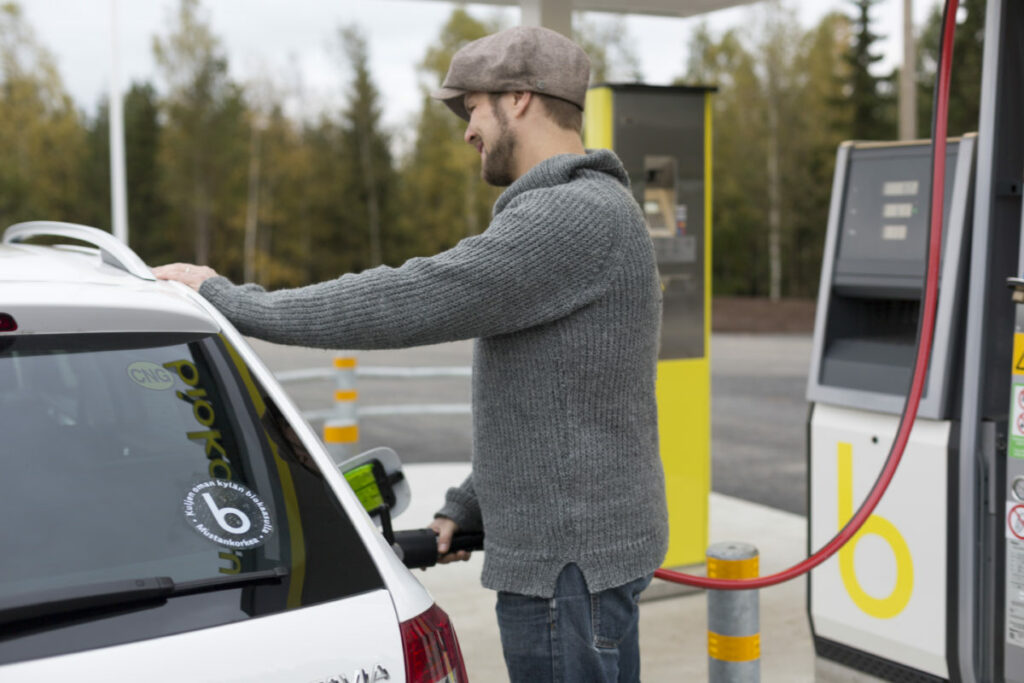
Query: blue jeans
495 564 653 683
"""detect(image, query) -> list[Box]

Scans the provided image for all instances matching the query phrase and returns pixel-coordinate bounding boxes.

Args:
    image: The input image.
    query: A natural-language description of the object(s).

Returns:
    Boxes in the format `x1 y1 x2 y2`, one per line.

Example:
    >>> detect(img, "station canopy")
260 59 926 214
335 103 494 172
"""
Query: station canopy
410 0 763 35
436 0 761 19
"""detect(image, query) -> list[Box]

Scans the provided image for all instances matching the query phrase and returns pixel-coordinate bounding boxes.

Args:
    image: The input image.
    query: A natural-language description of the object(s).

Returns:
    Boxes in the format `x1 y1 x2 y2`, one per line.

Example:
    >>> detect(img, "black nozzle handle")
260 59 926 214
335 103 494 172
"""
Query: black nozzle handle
393 529 485 569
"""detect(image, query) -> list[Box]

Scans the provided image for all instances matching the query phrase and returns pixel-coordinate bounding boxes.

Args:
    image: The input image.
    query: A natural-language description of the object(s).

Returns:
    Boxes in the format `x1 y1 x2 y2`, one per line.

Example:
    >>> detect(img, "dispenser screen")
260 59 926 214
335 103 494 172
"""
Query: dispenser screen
835 145 958 286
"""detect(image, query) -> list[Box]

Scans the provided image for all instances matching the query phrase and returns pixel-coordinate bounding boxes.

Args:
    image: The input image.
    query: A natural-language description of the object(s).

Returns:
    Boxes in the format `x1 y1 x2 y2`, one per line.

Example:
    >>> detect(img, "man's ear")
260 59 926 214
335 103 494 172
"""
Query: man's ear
509 91 533 118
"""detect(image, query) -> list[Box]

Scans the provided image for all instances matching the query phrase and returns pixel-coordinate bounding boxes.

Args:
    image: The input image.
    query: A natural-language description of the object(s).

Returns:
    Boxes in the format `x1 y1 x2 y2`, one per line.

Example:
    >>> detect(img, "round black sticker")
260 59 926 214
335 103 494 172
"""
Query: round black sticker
183 480 274 549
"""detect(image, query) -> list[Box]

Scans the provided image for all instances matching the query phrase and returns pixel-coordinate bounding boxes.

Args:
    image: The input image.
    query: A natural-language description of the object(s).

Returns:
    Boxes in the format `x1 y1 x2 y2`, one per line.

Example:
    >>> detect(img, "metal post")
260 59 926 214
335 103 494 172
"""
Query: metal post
519 0 572 38
108 0 129 244
898 0 917 140
323 356 358 466
707 542 760 682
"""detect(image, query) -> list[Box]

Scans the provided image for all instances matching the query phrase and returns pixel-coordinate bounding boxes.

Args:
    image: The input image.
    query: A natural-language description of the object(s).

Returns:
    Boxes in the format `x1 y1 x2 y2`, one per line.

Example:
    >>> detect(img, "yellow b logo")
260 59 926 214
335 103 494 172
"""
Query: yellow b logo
837 442 914 619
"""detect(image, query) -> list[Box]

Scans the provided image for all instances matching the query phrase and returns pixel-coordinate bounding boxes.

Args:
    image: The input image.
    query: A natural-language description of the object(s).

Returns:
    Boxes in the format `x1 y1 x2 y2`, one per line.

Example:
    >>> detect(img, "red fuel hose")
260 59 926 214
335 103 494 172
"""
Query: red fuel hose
655 0 961 590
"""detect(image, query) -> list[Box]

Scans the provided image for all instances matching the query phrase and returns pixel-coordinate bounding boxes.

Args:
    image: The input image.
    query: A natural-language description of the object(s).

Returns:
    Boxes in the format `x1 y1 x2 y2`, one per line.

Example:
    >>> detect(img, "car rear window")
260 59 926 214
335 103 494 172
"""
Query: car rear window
0 332 383 664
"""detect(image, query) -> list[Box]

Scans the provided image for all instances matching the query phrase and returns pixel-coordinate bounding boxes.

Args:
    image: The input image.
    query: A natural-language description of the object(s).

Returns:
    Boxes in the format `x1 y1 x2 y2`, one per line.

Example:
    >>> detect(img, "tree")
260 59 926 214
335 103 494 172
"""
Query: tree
683 6 852 299
684 23 769 296
0 2 87 226
245 101 312 288
573 15 643 84
152 0 247 272
79 99 112 230
786 12 852 296
842 0 895 140
394 8 504 262
124 82 171 263
337 25 398 269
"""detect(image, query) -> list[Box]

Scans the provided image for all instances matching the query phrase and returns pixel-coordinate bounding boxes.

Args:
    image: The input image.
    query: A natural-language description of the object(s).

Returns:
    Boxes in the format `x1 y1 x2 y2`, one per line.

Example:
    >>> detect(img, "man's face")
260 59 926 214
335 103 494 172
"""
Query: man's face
463 92 518 187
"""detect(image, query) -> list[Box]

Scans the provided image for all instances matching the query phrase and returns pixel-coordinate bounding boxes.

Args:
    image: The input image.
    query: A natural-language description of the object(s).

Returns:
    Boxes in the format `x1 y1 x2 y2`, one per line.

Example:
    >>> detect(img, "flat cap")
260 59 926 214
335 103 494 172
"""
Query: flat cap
431 25 590 121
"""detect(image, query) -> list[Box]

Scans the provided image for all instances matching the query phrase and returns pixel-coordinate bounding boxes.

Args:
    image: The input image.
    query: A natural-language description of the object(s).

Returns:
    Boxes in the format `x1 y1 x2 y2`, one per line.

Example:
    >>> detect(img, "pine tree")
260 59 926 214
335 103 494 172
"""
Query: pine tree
394 8 503 262
843 0 895 140
124 82 171 264
337 25 397 269
152 0 247 271
0 2 87 226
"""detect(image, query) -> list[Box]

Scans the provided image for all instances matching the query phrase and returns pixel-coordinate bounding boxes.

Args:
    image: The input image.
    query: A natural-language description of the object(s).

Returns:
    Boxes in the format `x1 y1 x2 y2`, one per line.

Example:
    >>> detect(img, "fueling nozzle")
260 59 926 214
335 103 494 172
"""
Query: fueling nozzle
393 529 485 569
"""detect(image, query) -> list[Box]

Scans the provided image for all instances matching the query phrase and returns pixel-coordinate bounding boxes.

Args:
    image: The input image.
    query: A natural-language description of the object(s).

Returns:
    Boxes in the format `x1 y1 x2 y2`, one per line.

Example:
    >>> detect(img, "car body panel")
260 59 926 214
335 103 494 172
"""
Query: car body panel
0 589 404 682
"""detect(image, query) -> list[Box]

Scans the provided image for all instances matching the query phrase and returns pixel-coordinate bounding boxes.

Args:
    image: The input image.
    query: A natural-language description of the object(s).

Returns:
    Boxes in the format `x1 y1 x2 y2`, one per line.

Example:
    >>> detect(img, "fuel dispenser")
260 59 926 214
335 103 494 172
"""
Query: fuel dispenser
806 136 977 680
805 0 1024 678
583 84 715 567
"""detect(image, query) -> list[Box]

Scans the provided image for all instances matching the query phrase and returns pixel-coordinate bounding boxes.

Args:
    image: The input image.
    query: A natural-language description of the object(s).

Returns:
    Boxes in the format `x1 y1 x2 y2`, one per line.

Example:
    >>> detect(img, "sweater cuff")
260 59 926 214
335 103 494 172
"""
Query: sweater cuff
436 485 483 533
198 275 235 300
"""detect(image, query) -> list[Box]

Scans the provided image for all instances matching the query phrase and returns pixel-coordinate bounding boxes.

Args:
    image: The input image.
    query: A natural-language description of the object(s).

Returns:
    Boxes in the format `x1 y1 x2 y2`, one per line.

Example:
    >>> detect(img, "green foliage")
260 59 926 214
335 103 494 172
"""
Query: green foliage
337 25 397 269
79 99 111 230
0 2 87 226
153 0 248 273
0 0 988 304
573 15 643 84
393 8 503 262
123 82 171 263
843 0 896 140
685 5 852 298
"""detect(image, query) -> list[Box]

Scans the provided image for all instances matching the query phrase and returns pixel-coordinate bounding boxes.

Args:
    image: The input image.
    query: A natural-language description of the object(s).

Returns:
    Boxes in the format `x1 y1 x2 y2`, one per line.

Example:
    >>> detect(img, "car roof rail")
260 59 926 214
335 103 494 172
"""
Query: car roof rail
2 221 156 281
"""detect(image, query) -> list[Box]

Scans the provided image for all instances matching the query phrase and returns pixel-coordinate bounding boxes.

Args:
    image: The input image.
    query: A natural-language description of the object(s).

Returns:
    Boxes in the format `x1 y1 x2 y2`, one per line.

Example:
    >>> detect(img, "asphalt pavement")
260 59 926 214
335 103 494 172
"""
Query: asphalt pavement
248 333 814 513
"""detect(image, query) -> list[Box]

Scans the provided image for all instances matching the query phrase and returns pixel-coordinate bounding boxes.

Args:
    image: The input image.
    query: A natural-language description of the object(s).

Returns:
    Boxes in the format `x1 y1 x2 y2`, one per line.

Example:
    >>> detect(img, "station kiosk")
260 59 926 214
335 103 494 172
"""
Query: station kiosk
806 137 976 680
584 84 714 566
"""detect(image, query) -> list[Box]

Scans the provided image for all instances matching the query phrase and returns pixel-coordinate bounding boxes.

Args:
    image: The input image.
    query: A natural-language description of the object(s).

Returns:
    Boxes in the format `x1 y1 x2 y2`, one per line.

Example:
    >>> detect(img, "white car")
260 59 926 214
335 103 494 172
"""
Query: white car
0 222 468 682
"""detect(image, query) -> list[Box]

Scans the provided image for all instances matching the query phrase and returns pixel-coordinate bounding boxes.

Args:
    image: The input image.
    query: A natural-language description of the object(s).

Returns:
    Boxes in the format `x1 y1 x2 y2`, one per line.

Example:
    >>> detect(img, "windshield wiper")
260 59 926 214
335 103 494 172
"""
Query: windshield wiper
0 566 288 629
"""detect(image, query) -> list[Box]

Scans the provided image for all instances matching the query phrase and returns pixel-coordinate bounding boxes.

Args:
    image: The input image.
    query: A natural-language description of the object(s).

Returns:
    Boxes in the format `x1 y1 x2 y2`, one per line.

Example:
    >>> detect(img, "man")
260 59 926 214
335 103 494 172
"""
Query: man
155 25 668 683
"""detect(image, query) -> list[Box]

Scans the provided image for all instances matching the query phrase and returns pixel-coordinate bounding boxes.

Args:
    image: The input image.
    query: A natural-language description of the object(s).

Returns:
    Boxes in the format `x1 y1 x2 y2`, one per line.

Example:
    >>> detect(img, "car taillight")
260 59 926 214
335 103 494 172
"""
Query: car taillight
400 603 469 683
0 313 16 332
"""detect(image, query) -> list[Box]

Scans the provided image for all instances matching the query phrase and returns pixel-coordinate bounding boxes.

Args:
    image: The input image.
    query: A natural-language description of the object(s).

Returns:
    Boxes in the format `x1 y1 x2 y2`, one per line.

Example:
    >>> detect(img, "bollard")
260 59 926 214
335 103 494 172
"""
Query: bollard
707 542 760 682
323 355 358 467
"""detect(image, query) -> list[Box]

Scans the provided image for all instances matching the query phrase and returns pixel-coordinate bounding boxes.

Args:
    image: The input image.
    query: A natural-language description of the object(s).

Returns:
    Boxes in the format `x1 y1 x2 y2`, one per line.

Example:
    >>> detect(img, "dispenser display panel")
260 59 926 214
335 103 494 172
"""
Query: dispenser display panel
834 145 959 292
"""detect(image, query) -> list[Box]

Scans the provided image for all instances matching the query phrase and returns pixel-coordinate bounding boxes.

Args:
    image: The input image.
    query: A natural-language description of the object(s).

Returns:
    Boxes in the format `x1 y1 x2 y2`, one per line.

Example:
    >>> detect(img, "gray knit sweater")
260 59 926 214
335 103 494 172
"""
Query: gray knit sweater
199 148 669 598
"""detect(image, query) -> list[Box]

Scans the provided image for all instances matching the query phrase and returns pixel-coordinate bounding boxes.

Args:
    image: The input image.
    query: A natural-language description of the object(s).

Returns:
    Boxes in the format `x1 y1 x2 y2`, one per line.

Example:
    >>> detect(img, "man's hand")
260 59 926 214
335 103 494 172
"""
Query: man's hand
428 517 472 564
151 263 219 292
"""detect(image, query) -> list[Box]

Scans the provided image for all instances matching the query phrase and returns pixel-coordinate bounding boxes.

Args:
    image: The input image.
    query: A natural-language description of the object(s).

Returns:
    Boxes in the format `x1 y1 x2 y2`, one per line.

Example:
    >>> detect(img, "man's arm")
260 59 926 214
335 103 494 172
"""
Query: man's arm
429 474 482 564
155 189 620 350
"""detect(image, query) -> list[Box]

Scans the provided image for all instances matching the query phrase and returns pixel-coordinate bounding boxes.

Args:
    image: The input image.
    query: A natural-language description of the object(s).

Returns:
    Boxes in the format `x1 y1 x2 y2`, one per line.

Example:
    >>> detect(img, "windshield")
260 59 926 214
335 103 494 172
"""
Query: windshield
0 332 382 663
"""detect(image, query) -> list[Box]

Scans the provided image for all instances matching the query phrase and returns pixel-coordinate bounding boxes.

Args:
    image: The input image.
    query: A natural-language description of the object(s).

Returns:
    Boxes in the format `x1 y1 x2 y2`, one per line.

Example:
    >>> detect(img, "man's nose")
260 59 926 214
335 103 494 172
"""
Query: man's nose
464 127 476 145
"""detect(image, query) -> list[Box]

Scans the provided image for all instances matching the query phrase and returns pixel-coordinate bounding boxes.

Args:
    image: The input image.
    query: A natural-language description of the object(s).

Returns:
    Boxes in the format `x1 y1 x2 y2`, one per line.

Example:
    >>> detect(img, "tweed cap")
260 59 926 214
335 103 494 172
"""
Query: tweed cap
431 26 590 121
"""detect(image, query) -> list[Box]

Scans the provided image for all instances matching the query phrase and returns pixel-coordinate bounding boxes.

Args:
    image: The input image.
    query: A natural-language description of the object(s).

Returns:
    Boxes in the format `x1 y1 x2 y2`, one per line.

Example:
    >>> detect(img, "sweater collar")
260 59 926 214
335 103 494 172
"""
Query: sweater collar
493 148 629 216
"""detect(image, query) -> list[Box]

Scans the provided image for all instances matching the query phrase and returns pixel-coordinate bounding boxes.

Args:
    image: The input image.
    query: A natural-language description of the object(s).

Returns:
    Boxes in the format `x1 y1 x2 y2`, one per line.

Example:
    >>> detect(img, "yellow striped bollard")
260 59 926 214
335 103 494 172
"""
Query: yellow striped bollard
323 355 358 466
707 542 760 682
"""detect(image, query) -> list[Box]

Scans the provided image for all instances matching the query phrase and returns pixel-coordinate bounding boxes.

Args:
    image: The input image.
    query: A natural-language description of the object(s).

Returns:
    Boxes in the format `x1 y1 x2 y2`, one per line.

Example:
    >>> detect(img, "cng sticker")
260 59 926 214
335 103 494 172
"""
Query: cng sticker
837 442 914 619
127 361 174 390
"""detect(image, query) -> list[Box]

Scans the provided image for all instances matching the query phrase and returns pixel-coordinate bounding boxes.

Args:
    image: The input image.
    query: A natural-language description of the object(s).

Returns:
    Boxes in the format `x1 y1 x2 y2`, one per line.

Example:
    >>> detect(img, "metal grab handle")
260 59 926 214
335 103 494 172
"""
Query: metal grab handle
3 221 155 281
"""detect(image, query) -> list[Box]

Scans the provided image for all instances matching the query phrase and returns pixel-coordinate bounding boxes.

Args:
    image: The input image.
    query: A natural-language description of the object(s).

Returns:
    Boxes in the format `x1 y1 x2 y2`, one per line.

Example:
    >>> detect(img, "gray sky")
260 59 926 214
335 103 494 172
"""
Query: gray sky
21 0 939 153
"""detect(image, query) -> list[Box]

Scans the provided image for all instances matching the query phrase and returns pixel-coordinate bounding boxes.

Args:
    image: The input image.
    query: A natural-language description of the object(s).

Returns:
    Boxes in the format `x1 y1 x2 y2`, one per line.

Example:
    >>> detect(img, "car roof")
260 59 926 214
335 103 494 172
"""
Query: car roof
0 242 219 336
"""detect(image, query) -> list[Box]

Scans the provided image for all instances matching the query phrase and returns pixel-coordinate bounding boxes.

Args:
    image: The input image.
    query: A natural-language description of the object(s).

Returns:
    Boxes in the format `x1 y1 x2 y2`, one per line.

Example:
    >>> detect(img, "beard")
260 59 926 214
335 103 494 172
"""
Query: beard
481 105 517 187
